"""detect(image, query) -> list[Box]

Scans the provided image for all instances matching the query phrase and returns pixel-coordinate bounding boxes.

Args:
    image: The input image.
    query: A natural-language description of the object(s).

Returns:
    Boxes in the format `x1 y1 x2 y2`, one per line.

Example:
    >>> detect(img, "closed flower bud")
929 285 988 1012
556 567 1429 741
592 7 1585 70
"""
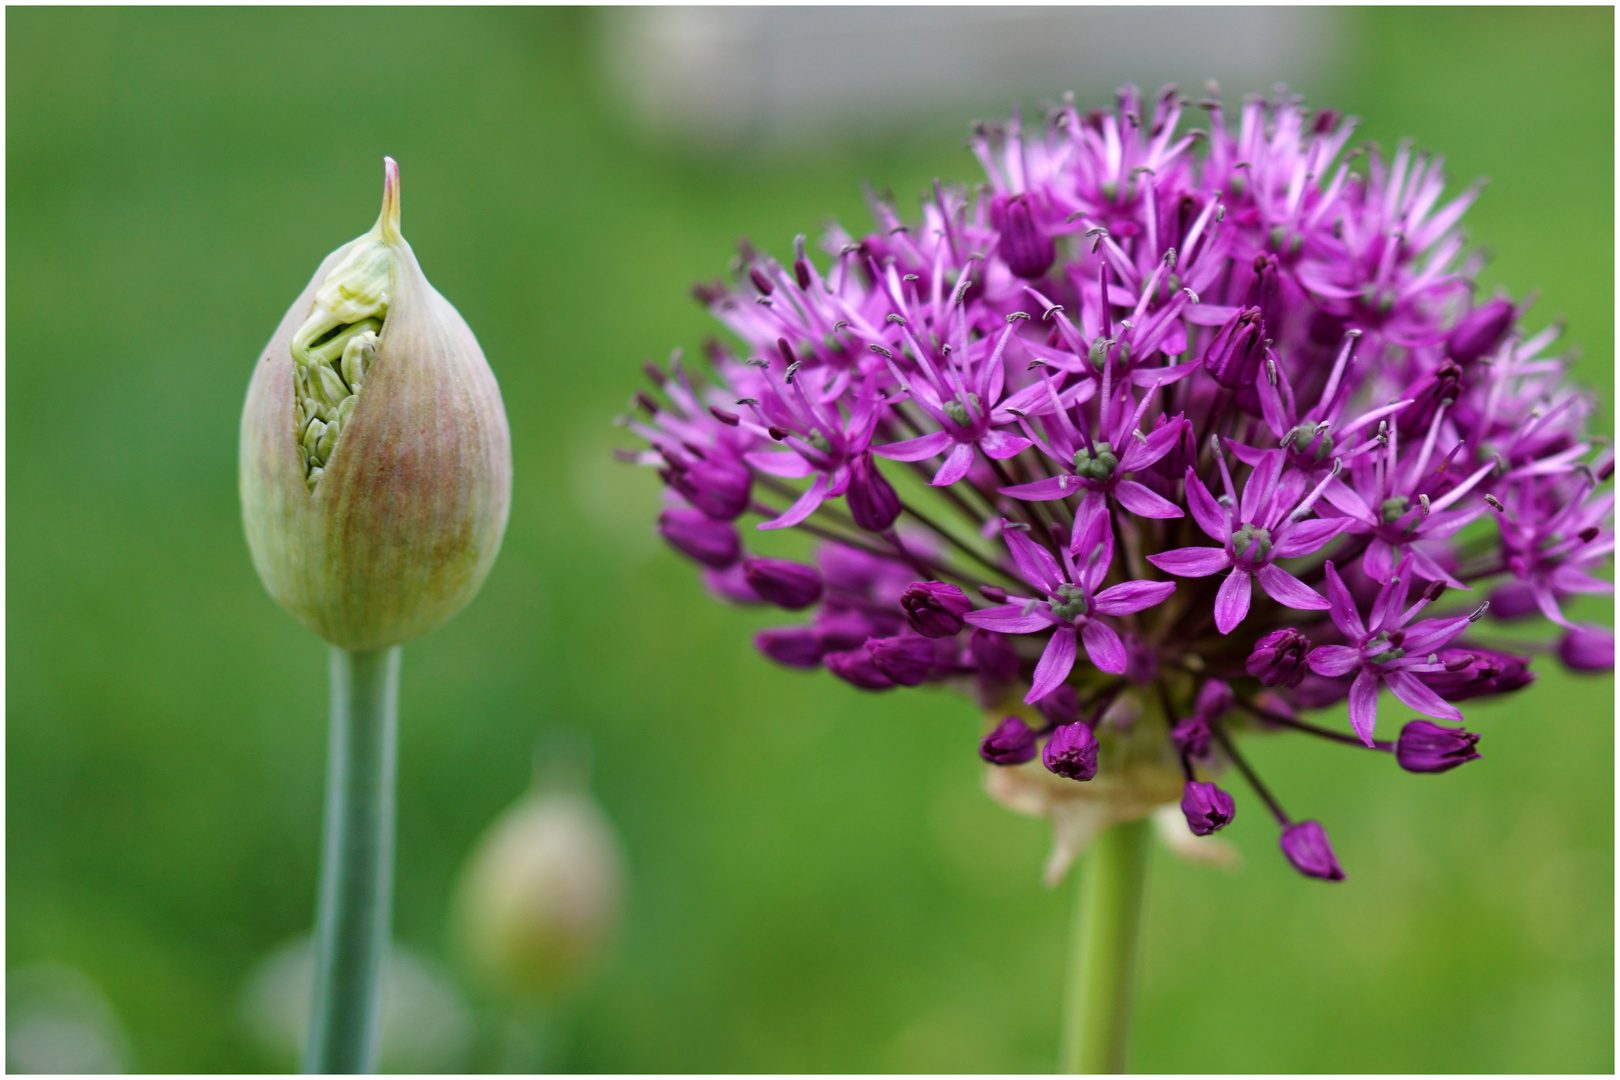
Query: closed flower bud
754 626 826 669
1123 633 1158 684
1170 715 1211 760
1042 721 1098 781
1194 678 1234 719
1180 780 1235 835
868 634 939 686
900 581 972 637
1036 683 1081 728
1201 306 1267 389
823 644 895 690
658 507 741 568
1446 296 1515 365
702 563 763 605
1557 624 1614 672
994 194 1055 279
1246 628 1311 687
846 451 902 531
742 557 824 610
969 628 1021 683
240 159 511 649
670 453 752 521
1395 720 1482 773
1420 647 1535 701
980 715 1038 764
1279 820 1345 881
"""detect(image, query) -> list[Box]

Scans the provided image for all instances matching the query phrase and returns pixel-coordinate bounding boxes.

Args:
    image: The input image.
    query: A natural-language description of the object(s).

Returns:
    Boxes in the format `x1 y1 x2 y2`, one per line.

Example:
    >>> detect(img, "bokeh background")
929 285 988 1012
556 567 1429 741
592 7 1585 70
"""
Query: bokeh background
7 6 1613 1073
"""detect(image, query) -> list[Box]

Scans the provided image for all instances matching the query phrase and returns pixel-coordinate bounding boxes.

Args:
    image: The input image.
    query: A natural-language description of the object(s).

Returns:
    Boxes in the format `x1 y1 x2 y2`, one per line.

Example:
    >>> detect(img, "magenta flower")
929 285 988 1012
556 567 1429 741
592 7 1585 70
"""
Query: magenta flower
626 86 1611 884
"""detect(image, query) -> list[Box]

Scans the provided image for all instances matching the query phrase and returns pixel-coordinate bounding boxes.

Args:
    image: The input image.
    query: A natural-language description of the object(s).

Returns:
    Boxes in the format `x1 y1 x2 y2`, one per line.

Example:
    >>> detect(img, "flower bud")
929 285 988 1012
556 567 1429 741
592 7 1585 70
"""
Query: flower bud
1246 628 1311 687
240 159 511 650
1194 678 1234 719
754 626 826 669
1446 297 1515 365
658 507 741 568
823 644 895 690
969 628 1021 683
670 453 752 521
994 194 1055 280
846 451 902 531
900 581 972 638
1042 721 1099 781
702 563 763 605
868 634 939 686
1180 780 1235 835
1201 306 1267 389
1245 253 1281 329
1486 579 1540 620
980 716 1038 764
1395 720 1481 773
1170 715 1211 760
1420 647 1534 701
741 557 824 610
1557 624 1614 672
1279 820 1345 881
1123 633 1158 684
815 606 885 651
1036 683 1081 728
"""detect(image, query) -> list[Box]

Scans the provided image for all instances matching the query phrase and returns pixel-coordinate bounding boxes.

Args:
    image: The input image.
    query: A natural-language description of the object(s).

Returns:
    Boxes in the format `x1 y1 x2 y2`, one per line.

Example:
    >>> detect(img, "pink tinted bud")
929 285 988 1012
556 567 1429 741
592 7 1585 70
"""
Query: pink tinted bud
980 716 1038 765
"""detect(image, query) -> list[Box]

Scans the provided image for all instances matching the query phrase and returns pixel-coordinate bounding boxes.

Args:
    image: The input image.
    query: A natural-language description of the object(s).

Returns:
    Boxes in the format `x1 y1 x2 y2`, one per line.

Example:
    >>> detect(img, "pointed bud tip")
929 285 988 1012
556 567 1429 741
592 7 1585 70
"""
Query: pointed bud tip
377 156 402 242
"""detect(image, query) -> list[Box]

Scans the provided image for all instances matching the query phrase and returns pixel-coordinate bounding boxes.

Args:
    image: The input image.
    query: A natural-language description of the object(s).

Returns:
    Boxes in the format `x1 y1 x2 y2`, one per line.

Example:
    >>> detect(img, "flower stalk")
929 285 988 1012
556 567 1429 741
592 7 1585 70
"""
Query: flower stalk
1062 817 1151 1074
303 646 401 1074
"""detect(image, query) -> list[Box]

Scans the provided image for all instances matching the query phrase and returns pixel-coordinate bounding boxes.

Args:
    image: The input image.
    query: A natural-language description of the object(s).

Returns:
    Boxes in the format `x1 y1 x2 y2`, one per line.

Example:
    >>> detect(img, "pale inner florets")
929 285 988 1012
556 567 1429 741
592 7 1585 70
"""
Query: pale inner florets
289 240 392 489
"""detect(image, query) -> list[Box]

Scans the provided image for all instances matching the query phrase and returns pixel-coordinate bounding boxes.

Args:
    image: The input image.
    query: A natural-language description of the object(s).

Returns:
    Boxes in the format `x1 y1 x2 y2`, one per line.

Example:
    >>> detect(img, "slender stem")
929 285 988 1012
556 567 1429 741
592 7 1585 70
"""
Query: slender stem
304 645 401 1074
1061 817 1151 1074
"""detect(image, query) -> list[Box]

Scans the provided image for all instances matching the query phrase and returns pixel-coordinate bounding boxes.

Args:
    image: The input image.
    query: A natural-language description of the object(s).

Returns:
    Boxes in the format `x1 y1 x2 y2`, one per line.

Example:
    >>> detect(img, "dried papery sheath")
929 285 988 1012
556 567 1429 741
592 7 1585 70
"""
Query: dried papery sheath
241 159 511 650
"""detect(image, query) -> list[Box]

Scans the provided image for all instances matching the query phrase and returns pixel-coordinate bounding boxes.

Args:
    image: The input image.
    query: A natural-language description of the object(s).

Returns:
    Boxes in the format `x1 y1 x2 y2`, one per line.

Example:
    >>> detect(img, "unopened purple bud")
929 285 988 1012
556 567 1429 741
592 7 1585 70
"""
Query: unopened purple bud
1194 678 1234 719
1557 624 1614 672
754 626 826 669
1486 579 1540 621
1421 647 1534 701
742 557 824 610
1246 628 1311 687
1245 253 1281 328
846 451 902 532
657 507 742 568
969 628 1021 683
814 608 879 652
1042 721 1098 780
1279 821 1345 881
1395 720 1482 773
1202 307 1267 389
1170 715 1211 760
868 635 938 686
702 563 761 605
816 542 887 592
900 581 972 637
823 645 894 691
996 194 1055 280
980 716 1038 765
1123 633 1158 684
672 456 752 521
1033 684 1079 729
1180 781 1235 835
1446 297 1515 365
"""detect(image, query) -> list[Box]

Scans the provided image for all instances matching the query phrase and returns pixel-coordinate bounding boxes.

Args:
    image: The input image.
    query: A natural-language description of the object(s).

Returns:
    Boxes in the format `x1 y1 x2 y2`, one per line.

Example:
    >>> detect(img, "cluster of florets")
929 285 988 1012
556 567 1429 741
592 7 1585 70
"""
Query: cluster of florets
620 86 1614 881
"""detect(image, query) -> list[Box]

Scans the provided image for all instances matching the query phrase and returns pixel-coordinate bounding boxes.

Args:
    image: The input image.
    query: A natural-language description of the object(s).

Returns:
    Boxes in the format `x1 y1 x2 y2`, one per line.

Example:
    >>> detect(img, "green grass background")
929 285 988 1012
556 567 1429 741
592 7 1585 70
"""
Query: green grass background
7 7 1613 1072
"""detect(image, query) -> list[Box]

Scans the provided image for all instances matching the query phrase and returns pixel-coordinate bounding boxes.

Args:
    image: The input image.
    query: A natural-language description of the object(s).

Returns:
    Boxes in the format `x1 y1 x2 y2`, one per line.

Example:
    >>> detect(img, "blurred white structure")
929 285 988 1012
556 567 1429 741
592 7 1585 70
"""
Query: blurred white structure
7 962 133 1074
599 7 1346 149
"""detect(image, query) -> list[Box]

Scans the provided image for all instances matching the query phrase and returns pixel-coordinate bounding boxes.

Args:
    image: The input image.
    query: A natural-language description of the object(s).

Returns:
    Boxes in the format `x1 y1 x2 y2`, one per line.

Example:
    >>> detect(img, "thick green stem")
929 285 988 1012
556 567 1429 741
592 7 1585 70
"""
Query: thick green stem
303 646 401 1074
1060 817 1151 1074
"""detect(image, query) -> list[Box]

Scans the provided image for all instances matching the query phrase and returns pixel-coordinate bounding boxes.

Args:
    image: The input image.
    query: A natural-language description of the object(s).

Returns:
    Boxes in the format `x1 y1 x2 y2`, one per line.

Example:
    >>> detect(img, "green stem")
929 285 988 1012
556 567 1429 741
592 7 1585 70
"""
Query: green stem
303 646 401 1074
1060 817 1151 1074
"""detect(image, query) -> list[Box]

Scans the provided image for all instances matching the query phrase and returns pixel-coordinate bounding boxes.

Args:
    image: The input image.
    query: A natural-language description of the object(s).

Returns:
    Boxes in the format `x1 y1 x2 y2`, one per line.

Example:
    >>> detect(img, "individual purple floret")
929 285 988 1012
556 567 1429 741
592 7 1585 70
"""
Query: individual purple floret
622 84 1612 884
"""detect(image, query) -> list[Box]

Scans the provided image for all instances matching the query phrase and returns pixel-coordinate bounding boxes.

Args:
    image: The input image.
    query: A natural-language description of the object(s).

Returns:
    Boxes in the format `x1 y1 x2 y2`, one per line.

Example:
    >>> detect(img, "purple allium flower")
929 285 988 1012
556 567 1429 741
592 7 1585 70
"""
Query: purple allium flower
1181 781 1235 835
1395 720 1482 774
981 716 1038 765
621 86 1612 884
1279 821 1345 882
1043 721 1099 781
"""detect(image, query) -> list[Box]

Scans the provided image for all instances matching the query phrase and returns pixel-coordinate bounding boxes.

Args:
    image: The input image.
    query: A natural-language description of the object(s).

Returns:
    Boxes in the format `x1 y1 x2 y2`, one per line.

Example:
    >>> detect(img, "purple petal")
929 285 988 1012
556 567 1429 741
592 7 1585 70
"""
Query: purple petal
964 603 1052 634
1307 645 1361 677
1320 562 1367 639
1184 470 1228 541
1080 620 1127 674
744 450 814 478
998 475 1082 501
1214 569 1252 634
1256 565 1331 610
757 472 829 530
1003 522 1062 594
1093 580 1177 615
1360 537 1395 582
930 442 976 486
1272 518 1349 558
1347 669 1380 746
1384 671 1465 723
872 430 953 462
1026 626 1079 702
1148 546 1230 578
980 429 1033 460
1114 480 1185 519
1241 450 1284 524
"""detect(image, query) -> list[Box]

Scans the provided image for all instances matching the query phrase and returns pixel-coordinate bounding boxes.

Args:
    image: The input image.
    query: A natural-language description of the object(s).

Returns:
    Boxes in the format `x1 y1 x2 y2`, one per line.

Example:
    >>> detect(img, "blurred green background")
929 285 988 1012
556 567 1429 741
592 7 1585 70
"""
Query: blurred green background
7 6 1613 1073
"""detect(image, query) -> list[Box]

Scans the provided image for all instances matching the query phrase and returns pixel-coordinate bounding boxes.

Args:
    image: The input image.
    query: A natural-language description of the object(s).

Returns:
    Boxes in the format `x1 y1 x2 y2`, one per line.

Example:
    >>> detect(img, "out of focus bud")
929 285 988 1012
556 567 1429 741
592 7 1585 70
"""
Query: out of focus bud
824 645 895 690
900 581 972 637
754 626 826 669
994 194 1055 279
1557 624 1614 672
240 159 512 650
1246 628 1311 687
1395 720 1481 774
1042 721 1098 781
452 736 626 1005
1420 647 1535 701
1035 683 1081 728
868 635 938 686
741 557 824 610
846 451 902 531
1279 820 1345 881
1201 307 1267 389
658 507 741 568
969 628 1021 683
1170 715 1211 760
980 716 1038 765
1180 781 1235 835
1446 296 1515 365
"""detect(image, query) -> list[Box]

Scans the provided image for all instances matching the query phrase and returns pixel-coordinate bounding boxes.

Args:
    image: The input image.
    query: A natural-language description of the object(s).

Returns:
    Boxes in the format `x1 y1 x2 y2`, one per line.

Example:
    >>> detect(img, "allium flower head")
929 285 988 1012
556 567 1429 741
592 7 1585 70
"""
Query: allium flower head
620 85 1612 882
